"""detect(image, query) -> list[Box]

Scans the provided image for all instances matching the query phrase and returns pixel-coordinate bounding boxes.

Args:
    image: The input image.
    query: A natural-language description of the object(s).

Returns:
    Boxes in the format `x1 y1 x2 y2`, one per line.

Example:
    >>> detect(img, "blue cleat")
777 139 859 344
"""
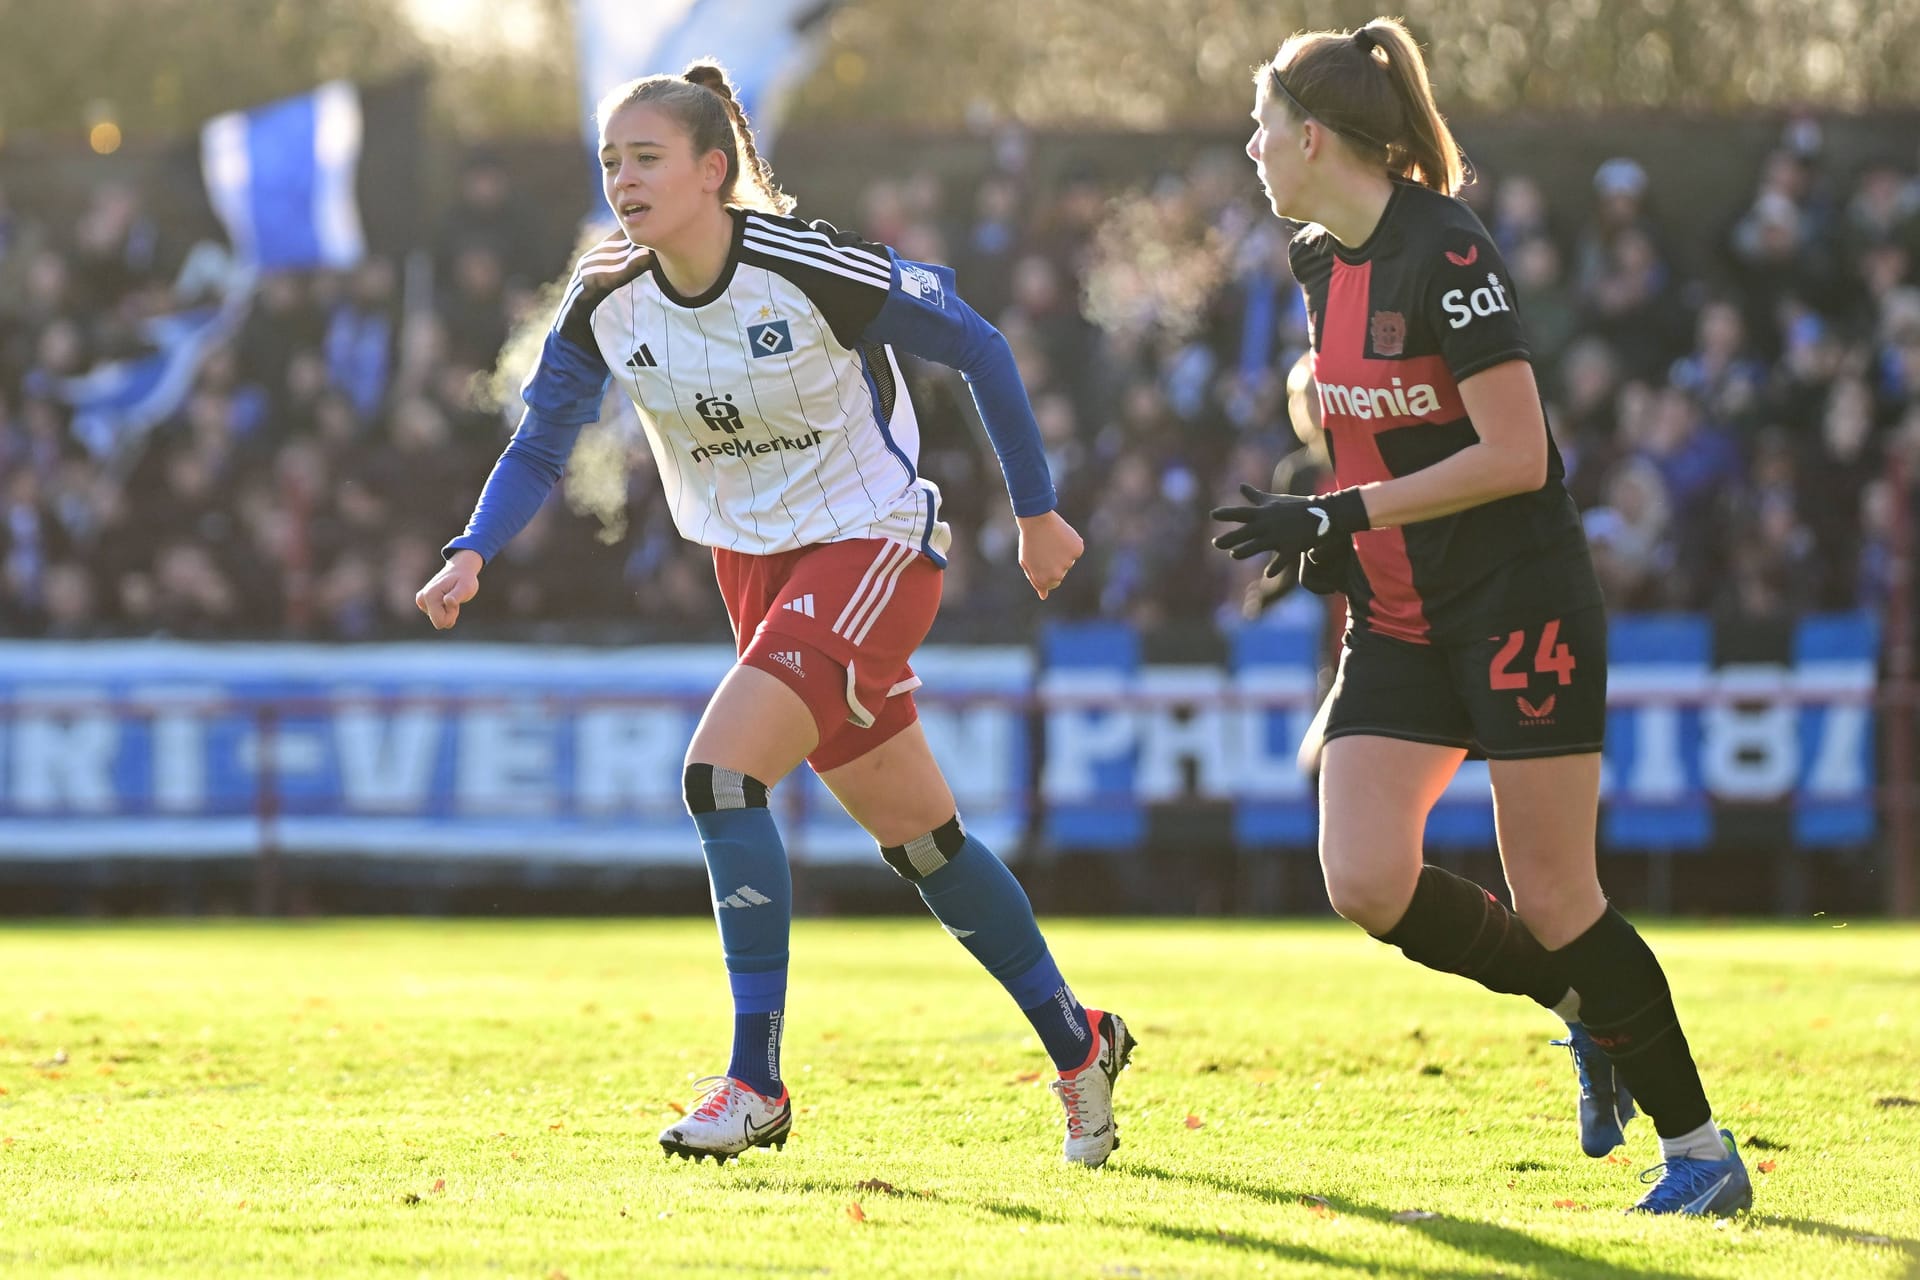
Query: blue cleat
1553 1024 1637 1157
1630 1129 1753 1216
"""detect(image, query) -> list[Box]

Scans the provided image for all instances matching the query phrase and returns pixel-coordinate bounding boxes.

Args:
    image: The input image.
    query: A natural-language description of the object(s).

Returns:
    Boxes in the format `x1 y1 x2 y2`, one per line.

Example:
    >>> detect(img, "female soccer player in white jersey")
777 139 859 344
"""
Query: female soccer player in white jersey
414 63 1133 1166
1210 18 1749 1216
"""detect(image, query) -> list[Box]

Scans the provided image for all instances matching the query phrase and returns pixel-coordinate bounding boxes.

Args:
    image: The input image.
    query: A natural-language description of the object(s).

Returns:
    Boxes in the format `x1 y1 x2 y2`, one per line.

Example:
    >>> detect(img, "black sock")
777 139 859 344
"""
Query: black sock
1374 865 1569 1010
1551 906 1711 1138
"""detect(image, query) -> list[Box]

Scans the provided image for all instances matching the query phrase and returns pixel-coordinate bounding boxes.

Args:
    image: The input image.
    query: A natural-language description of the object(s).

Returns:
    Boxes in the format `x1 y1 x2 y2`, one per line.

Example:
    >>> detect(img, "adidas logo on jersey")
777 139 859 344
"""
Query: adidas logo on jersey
769 650 805 676
625 344 658 368
780 594 815 618
1317 376 1443 421
716 884 774 909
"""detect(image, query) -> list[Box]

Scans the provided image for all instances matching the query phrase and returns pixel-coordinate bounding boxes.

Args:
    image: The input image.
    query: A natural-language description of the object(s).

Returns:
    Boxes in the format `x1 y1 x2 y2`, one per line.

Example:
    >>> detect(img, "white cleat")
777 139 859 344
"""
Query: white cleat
1051 1010 1136 1168
658 1076 792 1164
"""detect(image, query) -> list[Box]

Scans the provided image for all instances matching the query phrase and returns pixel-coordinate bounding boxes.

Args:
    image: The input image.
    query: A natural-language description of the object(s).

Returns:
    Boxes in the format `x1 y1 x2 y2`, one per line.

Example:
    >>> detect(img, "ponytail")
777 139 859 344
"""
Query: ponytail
1262 17 1465 196
678 61 795 216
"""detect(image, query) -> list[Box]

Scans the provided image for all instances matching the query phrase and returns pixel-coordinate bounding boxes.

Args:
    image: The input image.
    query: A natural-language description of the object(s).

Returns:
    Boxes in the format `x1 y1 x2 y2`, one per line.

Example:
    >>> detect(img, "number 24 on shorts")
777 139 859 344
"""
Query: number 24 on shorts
1488 618 1576 690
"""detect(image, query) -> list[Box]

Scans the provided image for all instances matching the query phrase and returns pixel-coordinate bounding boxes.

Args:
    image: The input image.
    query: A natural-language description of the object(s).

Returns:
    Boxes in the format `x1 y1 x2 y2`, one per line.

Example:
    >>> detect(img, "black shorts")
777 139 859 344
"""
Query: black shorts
1321 605 1607 760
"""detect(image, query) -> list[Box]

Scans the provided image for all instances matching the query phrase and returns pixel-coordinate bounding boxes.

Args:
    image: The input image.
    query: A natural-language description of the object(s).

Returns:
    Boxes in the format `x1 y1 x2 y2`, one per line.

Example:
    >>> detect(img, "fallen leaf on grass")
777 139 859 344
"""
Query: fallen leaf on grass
548 1271 569 1280
846 1202 867 1223
1185 1115 1205 1130
431 1179 446 1194
1605 1155 1631 1166
1553 1199 1586 1210
1757 1161 1776 1174
1875 1096 1917 1109
1391 1210 1439 1223
1299 1195 1334 1218
1012 1072 1041 1084
855 1179 899 1195
548 1122 565 1131
666 1101 687 1116
2 1137 12 1148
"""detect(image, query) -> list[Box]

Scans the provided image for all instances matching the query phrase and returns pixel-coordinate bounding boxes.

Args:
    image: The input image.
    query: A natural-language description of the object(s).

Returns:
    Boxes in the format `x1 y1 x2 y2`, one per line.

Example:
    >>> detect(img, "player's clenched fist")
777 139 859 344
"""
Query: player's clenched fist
1016 510 1084 601
415 549 483 630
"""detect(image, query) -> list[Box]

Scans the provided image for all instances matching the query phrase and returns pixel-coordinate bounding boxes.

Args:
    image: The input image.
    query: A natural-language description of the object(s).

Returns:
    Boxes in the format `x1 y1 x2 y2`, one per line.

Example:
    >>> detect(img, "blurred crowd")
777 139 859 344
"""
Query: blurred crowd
3 118 1917 643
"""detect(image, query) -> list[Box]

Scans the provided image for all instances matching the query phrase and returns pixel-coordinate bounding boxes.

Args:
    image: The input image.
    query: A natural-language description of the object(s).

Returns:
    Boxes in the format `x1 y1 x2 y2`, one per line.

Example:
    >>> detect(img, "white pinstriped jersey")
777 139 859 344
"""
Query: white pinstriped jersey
543 208 953 561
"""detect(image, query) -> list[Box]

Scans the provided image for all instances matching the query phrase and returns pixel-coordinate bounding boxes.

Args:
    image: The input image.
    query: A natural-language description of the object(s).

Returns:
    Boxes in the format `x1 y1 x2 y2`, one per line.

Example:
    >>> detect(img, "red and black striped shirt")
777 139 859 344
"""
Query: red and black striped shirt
1288 179 1600 645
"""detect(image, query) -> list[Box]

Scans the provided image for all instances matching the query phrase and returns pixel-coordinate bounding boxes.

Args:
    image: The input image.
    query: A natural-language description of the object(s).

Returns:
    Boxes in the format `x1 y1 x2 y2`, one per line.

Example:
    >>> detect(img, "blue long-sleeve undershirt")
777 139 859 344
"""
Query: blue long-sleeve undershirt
863 285 1057 518
443 328 605 565
441 411 584 565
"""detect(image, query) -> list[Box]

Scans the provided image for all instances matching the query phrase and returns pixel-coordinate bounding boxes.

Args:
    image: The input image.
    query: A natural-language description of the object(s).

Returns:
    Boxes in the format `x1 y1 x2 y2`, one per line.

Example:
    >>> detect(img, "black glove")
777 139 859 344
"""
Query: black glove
1242 539 1351 618
1299 537 1352 595
1211 485 1370 577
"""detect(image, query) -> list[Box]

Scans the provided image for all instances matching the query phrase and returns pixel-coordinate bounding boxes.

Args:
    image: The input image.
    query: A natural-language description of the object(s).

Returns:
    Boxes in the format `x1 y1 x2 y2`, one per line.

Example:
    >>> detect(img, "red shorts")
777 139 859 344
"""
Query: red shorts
714 538 943 772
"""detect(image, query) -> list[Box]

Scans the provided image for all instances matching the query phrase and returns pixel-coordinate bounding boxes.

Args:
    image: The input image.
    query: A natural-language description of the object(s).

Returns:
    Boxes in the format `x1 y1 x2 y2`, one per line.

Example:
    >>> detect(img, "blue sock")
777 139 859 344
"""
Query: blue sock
686 765 790 1098
885 818 1094 1072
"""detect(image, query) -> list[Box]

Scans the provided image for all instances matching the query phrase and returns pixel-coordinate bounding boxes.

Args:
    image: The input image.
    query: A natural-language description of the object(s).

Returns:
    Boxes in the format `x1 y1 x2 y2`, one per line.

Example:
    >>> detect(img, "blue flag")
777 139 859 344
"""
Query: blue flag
45 286 253 458
200 81 366 272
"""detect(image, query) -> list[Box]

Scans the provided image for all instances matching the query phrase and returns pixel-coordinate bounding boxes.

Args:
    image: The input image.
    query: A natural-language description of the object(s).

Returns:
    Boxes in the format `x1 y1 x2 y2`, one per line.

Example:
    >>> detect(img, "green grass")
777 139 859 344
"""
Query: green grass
1 920 1916 1279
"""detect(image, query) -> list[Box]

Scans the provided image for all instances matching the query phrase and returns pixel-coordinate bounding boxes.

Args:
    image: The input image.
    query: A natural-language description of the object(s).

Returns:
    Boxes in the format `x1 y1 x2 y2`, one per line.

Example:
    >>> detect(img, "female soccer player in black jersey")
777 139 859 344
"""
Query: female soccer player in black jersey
1210 18 1750 1216
415 63 1132 1167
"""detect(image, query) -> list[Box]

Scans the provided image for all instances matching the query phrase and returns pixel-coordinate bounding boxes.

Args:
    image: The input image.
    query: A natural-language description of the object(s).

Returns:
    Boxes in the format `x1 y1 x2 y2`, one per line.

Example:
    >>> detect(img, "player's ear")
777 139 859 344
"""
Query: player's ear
700 147 729 195
1300 118 1326 161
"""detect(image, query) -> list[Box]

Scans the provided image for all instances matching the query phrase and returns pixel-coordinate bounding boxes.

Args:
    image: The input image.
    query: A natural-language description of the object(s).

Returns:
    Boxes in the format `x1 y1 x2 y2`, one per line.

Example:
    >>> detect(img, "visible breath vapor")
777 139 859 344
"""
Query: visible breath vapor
480 224 639 544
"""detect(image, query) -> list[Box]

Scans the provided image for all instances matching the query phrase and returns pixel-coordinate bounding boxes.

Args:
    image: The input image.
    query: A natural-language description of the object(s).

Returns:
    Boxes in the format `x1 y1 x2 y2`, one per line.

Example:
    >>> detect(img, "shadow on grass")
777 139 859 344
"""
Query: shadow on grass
971 1197 1516 1280
715 1163 1916 1279
1113 1160 1699 1280
1747 1214 1920 1270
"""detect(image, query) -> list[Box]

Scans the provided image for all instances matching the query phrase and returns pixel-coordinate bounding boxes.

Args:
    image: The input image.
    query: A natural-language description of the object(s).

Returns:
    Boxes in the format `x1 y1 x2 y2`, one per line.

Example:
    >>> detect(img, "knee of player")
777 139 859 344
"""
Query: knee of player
1321 860 1416 934
682 761 772 815
1509 878 1605 946
877 814 968 882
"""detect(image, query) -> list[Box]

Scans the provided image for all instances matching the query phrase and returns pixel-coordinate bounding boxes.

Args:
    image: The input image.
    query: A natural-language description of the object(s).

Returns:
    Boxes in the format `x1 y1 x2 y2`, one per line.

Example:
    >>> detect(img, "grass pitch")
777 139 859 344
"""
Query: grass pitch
1 918 1916 1278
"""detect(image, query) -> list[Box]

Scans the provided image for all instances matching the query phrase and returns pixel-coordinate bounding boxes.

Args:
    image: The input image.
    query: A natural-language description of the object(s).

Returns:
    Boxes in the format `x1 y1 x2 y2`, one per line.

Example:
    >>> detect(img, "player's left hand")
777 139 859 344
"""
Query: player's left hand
1212 484 1369 576
1016 509 1084 600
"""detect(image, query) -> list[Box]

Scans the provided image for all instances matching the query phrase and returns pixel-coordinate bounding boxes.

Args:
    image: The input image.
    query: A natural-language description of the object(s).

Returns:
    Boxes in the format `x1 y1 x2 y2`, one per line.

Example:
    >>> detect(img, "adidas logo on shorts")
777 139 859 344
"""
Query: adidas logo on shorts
769 650 805 676
780 594 815 618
